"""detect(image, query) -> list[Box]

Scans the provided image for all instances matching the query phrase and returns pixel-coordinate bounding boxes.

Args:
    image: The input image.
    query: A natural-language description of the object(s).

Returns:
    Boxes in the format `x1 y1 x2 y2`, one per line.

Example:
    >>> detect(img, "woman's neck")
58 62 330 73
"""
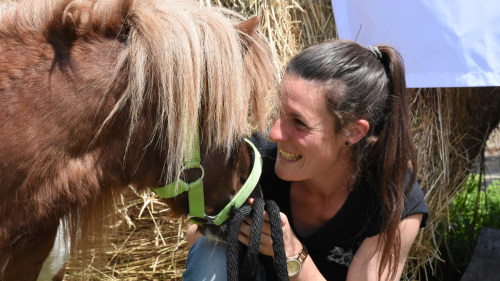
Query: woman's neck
294 157 355 199
289 162 354 237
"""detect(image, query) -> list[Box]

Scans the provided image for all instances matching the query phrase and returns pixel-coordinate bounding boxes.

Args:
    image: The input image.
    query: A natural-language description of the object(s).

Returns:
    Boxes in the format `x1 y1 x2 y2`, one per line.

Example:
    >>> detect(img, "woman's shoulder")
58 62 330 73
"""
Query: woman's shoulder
360 161 429 229
402 175 429 226
347 172 428 239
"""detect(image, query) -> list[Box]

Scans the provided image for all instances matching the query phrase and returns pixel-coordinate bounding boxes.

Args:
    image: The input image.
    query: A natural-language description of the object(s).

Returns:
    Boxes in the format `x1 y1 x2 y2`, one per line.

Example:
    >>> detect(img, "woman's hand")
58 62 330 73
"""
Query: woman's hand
237 198 302 258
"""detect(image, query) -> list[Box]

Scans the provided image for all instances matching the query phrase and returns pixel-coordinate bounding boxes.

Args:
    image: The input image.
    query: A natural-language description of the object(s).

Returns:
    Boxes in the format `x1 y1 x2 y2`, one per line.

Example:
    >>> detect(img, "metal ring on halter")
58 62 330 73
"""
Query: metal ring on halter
203 214 216 225
177 164 205 182
186 213 215 224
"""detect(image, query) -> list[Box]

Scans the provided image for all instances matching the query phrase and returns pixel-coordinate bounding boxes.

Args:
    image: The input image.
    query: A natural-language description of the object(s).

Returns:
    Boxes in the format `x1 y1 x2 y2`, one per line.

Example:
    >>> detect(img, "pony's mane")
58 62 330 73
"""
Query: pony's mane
0 0 277 183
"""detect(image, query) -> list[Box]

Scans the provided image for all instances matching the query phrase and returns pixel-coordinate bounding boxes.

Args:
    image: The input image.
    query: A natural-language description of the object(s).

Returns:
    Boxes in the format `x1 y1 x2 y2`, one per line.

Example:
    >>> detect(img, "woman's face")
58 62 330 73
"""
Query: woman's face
269 76 348 182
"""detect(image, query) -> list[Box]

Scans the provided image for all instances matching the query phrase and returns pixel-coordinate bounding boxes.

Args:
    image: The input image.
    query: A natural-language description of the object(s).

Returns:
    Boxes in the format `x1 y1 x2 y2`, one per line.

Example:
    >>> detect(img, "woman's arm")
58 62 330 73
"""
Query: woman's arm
186 224 202 248
346 214 423 281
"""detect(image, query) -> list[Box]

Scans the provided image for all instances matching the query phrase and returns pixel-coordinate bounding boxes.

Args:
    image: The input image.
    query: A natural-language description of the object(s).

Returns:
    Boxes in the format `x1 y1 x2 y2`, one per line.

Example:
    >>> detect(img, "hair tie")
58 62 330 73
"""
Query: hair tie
366 45 382 60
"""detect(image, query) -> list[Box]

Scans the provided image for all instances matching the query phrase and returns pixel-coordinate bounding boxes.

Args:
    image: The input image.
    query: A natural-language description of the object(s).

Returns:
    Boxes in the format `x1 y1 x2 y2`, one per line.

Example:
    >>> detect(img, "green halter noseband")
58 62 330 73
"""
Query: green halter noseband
150 128 262 226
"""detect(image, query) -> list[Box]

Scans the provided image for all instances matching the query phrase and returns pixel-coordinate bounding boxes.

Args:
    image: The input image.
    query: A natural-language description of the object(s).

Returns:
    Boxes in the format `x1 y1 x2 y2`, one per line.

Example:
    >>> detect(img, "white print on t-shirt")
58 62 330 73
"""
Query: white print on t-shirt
327 246 353 267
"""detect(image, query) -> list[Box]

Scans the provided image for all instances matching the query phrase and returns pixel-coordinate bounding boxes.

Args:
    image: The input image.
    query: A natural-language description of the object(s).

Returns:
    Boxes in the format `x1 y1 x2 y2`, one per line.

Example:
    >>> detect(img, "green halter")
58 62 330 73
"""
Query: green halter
150 128 262 226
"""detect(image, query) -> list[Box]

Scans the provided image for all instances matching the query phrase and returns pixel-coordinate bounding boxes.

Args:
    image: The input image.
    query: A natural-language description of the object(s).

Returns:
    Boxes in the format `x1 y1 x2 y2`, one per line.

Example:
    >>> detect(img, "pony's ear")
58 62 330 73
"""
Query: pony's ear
235 16 260 36
234 16 260 48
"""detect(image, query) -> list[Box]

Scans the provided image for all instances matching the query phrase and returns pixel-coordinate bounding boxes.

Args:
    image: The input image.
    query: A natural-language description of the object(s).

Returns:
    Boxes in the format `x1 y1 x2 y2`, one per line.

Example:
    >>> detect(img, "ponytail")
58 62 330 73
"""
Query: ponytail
373 45 417 281
286 40 417 280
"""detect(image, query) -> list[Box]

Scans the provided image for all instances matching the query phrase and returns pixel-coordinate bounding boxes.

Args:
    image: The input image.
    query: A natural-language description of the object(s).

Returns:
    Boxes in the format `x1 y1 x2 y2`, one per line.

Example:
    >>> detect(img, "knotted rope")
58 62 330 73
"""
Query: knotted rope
226 198 289 281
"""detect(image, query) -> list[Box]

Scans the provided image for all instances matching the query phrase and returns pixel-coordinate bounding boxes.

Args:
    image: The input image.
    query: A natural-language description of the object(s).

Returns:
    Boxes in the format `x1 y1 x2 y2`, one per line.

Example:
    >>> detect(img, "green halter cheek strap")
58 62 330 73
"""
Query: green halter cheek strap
150 128 262 226
210 139 262 225
151 127 206 220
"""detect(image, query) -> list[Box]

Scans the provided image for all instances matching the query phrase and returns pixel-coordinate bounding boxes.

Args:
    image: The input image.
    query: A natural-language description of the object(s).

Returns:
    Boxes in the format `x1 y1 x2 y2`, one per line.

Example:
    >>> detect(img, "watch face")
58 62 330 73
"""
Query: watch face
287 258 301 277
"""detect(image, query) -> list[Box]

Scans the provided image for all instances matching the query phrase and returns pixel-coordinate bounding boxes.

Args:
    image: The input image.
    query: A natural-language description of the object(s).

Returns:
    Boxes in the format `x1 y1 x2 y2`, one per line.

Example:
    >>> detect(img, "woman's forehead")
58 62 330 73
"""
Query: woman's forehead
279 77 330 118
280 77 318 101
282 76 326 96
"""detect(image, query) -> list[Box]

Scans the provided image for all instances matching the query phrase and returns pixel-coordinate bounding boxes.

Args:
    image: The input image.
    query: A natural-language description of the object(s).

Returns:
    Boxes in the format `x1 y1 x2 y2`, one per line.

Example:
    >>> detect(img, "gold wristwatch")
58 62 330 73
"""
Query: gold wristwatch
286 244 308 277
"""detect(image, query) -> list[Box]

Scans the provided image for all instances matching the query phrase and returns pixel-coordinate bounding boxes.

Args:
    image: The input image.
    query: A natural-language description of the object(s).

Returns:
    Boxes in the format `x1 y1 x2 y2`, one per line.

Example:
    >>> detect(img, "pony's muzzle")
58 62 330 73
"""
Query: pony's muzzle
200 184 264 243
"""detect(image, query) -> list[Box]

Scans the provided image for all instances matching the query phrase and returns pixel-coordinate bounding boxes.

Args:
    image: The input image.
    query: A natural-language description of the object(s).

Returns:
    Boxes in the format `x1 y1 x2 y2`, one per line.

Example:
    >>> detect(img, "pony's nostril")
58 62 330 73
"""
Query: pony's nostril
240 176 247 184
230 189 237 197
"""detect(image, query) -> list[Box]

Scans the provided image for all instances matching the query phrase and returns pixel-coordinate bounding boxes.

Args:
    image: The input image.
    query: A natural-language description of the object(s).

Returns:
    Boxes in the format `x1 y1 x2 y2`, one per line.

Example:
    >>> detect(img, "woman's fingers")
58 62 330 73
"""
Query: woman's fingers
244 217 252 225
261 220 271 235
238 232 275 256
238 201 291 257
258 235 274 256
241 218 272 237
239 217 275 256
238 232 250 246
258 231 273 246
240 209 289 238
244 212 272 235
240 220 252 237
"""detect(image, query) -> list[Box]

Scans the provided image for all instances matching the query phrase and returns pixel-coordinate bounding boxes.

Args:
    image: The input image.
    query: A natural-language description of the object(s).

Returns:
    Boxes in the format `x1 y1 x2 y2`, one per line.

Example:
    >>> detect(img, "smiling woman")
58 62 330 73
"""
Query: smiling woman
184 39 429 281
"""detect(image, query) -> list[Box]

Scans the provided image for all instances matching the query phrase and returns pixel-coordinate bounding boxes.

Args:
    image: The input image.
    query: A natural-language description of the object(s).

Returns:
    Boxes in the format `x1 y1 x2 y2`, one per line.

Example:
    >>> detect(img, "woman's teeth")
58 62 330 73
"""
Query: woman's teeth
280 149 302 161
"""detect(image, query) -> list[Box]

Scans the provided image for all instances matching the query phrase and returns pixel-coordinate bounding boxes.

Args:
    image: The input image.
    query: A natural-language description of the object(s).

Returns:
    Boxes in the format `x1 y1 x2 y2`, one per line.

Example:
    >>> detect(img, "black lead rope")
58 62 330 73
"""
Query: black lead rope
263 200 288 280
227 205 252 280
226 198 289 281
241 198 265 279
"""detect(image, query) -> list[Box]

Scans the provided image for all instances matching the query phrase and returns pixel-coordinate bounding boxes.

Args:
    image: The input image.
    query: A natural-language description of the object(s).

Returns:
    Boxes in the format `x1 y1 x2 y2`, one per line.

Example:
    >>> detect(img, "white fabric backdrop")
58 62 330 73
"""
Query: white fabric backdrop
331 0 500 88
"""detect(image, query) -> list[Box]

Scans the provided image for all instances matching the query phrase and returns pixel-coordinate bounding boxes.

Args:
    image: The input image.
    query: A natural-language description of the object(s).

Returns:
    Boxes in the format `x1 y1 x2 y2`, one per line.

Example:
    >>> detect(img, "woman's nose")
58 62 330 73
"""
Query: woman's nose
269 118 287 143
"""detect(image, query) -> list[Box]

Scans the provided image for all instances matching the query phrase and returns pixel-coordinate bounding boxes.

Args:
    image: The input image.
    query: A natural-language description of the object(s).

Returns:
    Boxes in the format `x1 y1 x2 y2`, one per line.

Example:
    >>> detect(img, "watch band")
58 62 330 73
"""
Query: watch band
296 244 308 263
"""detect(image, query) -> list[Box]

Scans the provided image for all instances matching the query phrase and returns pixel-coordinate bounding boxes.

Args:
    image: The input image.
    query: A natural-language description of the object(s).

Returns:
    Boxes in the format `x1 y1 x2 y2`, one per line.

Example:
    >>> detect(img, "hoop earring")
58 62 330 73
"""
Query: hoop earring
345 141 349 146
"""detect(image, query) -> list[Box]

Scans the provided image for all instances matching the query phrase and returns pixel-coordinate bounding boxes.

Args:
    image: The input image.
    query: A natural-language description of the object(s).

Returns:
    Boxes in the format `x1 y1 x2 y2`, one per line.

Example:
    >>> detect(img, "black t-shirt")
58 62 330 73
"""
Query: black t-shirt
249 134 429 281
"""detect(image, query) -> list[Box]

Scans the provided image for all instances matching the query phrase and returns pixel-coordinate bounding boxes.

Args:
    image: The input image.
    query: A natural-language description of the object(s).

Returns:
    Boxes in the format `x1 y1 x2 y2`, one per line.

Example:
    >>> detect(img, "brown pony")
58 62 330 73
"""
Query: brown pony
0 0 277 280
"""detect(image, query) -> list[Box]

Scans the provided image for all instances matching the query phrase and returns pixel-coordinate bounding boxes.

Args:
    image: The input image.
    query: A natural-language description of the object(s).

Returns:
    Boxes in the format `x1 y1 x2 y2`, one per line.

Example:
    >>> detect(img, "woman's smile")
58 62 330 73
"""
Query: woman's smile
278 148 302 161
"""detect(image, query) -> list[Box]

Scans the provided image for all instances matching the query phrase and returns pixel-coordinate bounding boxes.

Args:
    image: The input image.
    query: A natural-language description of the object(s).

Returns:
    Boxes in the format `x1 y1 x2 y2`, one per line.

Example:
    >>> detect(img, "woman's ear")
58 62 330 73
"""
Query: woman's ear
346 119 369 144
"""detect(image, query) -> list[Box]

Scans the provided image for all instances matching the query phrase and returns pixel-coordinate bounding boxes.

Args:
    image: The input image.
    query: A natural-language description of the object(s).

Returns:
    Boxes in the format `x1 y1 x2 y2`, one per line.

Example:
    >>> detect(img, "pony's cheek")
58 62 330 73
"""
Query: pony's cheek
163 196 190 217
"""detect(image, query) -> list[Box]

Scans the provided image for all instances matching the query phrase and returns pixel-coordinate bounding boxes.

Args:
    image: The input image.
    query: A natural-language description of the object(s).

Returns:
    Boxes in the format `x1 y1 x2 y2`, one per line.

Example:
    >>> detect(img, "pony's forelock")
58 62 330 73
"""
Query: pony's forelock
106 0 277 183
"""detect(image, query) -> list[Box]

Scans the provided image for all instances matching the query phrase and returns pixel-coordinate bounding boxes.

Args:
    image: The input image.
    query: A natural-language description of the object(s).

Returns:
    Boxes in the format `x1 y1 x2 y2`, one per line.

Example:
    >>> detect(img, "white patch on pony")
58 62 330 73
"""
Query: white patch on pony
37 221 70 281
327 246 353 267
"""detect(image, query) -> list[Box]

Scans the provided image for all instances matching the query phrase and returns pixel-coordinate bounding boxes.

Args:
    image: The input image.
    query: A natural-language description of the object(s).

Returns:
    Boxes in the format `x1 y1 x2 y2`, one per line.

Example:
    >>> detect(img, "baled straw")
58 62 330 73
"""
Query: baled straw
66 187 190 280
405 87 500 279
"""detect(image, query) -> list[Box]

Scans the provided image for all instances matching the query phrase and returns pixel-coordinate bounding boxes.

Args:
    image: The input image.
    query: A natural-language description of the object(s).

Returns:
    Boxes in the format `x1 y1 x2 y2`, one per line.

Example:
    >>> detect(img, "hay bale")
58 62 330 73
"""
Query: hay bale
65 188 190 280
407 87 500 279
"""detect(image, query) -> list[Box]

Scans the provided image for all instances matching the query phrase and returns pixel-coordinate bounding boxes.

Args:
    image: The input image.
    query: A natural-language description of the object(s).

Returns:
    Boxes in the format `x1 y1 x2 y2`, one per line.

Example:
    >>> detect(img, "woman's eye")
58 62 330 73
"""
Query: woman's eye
294 119 306 127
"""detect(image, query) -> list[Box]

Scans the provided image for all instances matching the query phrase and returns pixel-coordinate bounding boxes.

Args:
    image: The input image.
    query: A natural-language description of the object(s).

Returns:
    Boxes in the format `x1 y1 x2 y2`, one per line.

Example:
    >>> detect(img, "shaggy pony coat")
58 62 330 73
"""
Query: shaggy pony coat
0 0 276 278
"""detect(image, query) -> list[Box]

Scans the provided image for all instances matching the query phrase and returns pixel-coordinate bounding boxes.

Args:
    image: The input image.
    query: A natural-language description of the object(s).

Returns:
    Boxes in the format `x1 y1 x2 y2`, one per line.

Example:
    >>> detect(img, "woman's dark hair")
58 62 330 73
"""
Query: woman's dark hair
286 39 417 280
